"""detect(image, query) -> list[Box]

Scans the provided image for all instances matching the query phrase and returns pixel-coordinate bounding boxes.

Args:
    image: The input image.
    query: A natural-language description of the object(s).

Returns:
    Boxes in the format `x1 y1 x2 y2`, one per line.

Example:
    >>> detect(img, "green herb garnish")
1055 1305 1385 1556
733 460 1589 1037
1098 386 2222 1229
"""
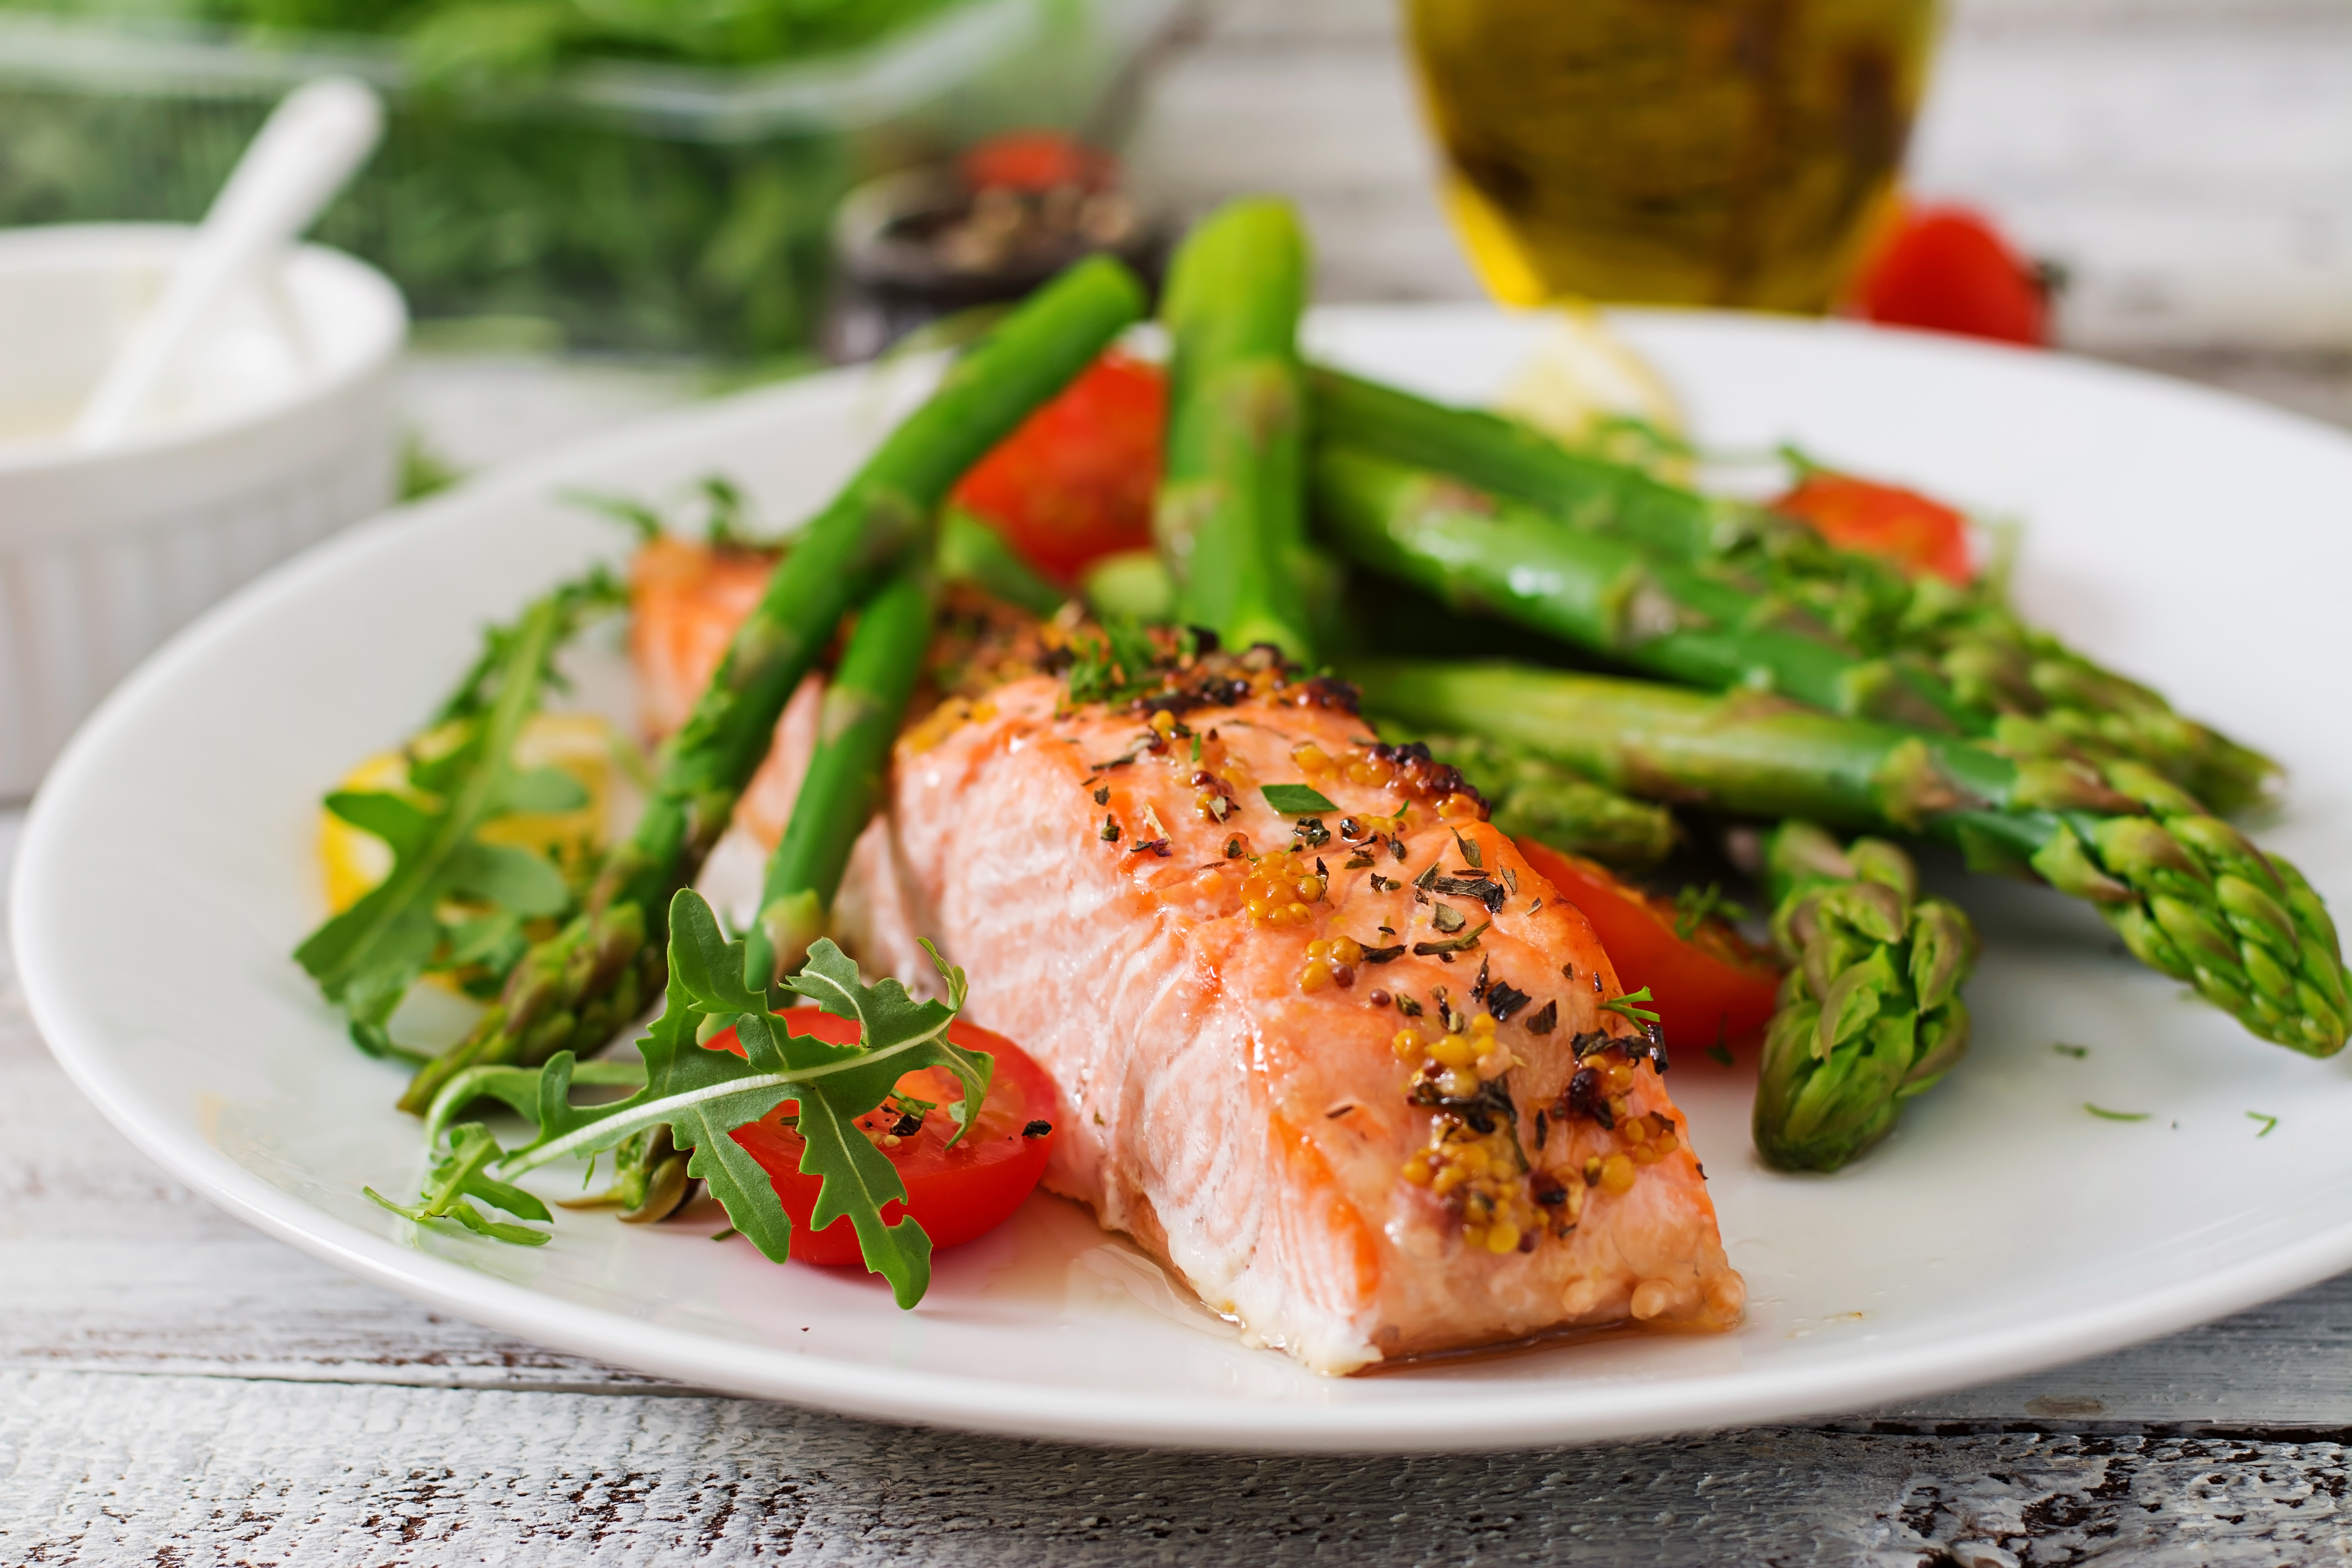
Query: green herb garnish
2248 1111 2279 1138
1411 920 1491 957
366 1123 552 1246
381 889 992 1309
1601 985 1661 1026
1262 783 1339 814
1063 618 1161 709
1671 881 1749 942
294 574 624 1058
2085 1104 2151 1122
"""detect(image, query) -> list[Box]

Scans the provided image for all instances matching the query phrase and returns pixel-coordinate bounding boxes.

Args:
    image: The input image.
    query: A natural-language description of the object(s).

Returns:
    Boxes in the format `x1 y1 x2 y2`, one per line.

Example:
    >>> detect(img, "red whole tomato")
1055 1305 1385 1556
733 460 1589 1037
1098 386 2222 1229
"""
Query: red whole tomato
949 349 1165 585
958 130 1116 194
1771 472 1975 585
1852 204 2049 347
711 1009 1058 1266
1517 840 1783 1055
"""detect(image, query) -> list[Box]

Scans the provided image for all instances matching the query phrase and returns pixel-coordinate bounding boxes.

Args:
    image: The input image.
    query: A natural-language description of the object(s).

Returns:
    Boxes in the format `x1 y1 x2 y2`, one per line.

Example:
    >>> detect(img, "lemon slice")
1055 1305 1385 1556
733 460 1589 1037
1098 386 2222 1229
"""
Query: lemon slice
1495 303 1689 479
318 711 622 914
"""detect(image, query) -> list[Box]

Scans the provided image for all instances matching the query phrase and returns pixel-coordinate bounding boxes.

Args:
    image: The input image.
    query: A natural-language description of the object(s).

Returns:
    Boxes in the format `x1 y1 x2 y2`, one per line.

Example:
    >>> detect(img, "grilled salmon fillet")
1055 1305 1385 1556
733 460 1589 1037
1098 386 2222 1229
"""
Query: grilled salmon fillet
632 550 1745 1374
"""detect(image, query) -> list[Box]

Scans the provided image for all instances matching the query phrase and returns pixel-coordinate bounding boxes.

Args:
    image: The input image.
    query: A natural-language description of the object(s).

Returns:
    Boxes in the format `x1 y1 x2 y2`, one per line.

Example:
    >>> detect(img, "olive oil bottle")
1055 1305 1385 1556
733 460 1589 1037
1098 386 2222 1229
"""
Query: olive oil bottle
1407 0 1938 312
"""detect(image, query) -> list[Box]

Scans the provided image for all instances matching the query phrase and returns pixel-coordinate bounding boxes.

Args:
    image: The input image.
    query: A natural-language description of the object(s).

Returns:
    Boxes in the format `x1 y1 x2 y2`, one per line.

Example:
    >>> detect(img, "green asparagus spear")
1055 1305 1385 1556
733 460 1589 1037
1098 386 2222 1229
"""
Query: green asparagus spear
398 256 1147 1112
1311 366 2280 814
1375 728 1681 871
743 567 935 989
1156 198 1316 661
1752 824 1980 1171
1351 659 2350 1056
1312 445 1970 733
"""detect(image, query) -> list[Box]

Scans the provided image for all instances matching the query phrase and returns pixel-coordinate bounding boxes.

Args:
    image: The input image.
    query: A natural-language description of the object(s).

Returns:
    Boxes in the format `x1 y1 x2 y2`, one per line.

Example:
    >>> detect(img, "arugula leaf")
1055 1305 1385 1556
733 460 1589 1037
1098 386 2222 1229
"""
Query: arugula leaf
422 1052 646 1149
366 1123 552 1246
432 566 628 726
297 597 562 1045
295 571 623 1055
490 889 993 1308
1261 783 1339 814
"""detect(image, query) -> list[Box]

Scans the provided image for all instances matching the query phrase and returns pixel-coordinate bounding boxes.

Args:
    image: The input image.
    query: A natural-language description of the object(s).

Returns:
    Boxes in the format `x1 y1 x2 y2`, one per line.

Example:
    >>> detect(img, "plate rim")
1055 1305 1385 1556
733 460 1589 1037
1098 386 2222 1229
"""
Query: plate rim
18 305 2352 1452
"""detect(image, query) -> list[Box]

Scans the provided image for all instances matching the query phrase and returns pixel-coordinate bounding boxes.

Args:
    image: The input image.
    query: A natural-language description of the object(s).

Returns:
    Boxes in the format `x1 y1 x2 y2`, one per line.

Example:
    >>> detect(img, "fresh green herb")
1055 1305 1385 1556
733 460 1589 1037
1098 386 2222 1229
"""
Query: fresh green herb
563 477 768 551
387 888 994 1308
561 487 664 544
2248 1111 2279 1138
1705 1042 1734 1067
423 1058 646 1150
1262 784 1339 815
430 565 627 726
1411 920 1491 957
1671 882 1750 942
365 1123 551 1246
2053 1043 2089 1059
2085 1104 2151 1122
1600 986 1661 1026
1064 619 1161 709
295 584 619 1057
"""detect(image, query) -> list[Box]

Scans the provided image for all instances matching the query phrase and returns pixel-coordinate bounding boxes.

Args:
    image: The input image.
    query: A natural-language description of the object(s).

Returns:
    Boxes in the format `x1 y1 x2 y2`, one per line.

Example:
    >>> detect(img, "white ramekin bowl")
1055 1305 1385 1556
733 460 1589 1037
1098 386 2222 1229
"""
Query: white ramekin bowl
0 223 406 797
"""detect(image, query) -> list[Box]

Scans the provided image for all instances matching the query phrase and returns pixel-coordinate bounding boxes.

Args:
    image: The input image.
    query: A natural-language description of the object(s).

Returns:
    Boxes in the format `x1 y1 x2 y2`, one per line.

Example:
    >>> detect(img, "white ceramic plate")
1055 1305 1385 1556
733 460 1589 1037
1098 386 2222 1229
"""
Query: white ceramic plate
16 308 2352 1452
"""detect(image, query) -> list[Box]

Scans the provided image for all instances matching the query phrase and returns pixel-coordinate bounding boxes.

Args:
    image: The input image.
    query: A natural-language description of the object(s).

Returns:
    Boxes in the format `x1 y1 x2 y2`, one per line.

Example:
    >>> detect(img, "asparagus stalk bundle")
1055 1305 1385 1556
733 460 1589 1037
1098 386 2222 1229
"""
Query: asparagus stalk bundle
1312 445 1970 733
1753 824 1980 1171
587 565 940 1221
398 255 1147 1112
1352 659 2350 1056
1155 198 1316 661
1311 367 2279 815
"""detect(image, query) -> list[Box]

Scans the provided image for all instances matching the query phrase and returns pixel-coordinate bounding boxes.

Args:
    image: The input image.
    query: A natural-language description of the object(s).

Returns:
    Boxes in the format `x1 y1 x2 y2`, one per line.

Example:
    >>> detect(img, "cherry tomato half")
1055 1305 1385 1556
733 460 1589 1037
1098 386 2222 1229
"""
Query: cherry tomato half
1852 204 2048 348
949 349 1165 585
711 1009 1058 1266
1517 839 1783 1054
1772 472 1975 585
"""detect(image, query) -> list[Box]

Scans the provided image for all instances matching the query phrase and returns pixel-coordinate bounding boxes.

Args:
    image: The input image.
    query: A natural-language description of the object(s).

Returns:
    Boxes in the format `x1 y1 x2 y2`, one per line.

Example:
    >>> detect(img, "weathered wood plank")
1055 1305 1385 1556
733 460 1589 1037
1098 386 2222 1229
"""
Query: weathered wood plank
6 1370 2352 1565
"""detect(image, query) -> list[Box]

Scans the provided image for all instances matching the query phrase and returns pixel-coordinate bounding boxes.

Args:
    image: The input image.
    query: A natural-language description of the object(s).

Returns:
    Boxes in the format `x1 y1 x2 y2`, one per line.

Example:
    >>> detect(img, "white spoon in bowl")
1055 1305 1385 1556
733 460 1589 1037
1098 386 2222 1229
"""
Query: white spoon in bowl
71 76 384 451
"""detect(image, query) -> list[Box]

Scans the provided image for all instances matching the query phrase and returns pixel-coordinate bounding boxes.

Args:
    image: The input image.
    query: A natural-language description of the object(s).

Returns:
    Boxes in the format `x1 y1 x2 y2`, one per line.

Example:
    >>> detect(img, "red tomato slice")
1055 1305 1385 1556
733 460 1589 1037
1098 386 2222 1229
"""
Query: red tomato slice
1772 472 1975 585
1853 204 2048 347
1517 839 1783 1054
711 1009 1058 1266
949 349 1165 586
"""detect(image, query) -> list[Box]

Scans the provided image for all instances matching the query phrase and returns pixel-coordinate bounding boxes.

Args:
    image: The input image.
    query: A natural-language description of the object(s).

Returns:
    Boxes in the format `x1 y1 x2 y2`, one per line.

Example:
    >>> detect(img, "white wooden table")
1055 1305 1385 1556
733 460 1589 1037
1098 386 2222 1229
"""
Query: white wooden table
9 0 2352 1559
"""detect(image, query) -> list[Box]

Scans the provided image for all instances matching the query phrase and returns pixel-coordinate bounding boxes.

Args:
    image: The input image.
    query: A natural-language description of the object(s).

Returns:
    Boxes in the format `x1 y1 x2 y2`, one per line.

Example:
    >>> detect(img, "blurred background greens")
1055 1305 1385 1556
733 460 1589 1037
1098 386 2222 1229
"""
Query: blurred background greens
0 0 1180 359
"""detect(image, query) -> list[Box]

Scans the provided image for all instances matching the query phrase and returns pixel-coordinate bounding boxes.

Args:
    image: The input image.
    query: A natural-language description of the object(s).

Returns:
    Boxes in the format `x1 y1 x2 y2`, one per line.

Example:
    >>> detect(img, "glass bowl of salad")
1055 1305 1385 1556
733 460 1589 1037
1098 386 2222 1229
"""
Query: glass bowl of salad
0 0 1184 361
